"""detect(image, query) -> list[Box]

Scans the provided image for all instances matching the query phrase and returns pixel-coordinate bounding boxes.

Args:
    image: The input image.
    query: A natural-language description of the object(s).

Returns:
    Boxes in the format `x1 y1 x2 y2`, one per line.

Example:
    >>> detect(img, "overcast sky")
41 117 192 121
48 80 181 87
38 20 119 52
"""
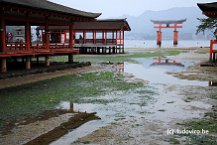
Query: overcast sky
49 0 217 18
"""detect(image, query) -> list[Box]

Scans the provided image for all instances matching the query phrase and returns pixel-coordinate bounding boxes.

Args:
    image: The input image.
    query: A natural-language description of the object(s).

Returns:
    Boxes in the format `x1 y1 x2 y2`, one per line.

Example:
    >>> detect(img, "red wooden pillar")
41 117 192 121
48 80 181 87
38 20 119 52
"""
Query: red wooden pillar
173 30 178 45
157 30 162 46
112 31 114 44
92 31 94 44
116 30 118 45
69 23 74 48
102 31 104 44
64 32 67 43
121 30 124 45
45 23 50 49
122 30 125 53
0 15 6 52
105 31 107 45
0 12 7 72
92 31 96 44
210 40 213 61
25 17 31 50
83 31 86 44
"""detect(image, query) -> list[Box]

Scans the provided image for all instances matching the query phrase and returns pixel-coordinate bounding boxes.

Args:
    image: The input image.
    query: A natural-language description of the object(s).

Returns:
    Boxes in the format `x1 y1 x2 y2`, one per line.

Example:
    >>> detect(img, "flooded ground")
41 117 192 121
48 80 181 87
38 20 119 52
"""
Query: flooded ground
51 50 214 145
0 48 216 145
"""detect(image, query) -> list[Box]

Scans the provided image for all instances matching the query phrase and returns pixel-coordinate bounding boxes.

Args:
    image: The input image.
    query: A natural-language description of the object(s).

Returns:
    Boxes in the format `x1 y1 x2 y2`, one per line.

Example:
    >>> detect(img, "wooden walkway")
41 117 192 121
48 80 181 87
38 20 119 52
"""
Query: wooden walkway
74 44 124 54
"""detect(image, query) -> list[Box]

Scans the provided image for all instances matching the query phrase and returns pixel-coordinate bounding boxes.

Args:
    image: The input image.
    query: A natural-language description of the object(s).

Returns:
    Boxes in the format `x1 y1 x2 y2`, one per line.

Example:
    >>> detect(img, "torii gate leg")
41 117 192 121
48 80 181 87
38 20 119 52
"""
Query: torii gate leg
157 31 162 46
173 30 178 46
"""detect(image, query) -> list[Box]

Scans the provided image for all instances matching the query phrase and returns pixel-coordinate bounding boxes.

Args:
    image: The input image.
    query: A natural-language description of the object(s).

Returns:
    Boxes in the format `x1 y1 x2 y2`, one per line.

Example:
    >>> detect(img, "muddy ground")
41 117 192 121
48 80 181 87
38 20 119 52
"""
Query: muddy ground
70 49 216 145
0 48 217 145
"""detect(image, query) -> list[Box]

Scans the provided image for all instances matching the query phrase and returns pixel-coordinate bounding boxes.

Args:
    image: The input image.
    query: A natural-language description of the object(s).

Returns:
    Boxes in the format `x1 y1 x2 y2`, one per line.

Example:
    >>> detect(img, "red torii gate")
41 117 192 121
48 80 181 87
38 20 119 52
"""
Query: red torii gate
151 19 186 46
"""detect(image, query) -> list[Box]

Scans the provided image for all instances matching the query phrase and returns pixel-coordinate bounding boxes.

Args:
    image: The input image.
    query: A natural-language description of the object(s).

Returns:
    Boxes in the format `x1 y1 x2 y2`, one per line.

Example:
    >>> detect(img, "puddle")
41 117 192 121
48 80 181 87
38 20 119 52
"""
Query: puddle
125 58 207 86
143 84 211 123
51 91 153 145
151 57 185 67
56 101 74 111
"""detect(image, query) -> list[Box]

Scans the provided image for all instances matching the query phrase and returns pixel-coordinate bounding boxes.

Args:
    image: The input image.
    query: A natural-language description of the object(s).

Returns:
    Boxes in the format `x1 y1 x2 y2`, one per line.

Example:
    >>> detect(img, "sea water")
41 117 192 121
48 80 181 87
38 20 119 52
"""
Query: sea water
124 40 210 48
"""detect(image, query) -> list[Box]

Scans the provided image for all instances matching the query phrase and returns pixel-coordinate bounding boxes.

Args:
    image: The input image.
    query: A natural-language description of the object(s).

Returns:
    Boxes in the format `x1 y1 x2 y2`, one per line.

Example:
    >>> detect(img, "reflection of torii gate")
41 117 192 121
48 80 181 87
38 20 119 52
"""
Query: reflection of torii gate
151 19 186 46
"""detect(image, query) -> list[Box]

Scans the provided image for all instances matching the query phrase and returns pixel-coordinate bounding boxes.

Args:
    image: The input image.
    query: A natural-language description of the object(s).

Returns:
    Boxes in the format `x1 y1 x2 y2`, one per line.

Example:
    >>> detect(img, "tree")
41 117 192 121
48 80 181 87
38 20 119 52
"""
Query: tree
196 18 217 40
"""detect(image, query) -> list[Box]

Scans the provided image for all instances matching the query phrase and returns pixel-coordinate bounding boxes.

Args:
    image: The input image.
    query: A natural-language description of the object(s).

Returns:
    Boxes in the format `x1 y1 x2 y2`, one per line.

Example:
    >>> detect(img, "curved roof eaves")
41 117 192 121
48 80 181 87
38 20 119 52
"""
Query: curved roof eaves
0 0 101 18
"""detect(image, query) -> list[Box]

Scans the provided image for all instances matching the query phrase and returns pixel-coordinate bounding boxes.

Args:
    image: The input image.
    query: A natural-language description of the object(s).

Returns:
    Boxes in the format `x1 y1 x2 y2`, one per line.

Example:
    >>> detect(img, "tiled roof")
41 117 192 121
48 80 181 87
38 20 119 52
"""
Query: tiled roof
73 19 131 31
151 19 186 24
198 2 217 12
0 0 101 18
198 2 217 18
37 19 131 31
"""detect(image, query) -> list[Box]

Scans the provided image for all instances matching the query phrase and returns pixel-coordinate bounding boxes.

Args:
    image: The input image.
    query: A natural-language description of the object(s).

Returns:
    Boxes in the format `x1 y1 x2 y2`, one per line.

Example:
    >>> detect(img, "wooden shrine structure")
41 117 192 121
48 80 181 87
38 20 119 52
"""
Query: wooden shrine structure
198 2 217 62
0 0 101 72
37 19 131 54
151 19 186 46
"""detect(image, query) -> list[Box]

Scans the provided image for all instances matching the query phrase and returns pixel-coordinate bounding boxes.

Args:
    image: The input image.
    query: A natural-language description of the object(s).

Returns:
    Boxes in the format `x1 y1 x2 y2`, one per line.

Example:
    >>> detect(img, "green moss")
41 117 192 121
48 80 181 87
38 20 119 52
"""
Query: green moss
184 96 194 103
82 98 119 105
185 135 217 145
210 94 217 100
204 112 217 119
185 119 217 133
169 138 180 144
51 50 182 64
182 119 217 144
181 89 217 145
0 72 145 128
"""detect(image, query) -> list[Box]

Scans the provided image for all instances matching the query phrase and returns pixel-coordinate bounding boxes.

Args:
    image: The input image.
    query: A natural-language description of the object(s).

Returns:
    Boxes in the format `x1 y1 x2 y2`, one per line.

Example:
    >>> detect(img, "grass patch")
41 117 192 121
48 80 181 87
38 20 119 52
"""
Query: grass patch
204 111 217 119
183 120 217 143
0 72 143 128
194 49 209 54
184 119 217 133
51 50 183 64
82 98 119 105
181 93 217 144
169 138 181 144
210 94 217 100
184 96 194 103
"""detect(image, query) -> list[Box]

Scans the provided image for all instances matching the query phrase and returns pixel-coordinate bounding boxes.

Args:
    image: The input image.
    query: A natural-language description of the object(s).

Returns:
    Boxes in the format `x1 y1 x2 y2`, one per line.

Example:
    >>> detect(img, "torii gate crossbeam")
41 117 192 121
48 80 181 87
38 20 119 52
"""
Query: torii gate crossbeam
151 19 186 46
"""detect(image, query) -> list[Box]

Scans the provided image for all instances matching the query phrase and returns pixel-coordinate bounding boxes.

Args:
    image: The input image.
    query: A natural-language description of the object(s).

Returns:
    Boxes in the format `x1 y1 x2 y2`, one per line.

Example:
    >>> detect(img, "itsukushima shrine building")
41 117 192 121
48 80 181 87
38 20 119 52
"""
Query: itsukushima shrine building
151 19 186 46
0 0 131 73
37 19 131 54
198 2 217 62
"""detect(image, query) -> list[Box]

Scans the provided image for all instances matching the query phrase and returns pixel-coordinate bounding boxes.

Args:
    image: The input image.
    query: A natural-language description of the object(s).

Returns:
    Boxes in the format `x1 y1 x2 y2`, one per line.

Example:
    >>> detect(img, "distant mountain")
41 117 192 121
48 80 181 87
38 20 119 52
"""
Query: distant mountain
120 7 211 40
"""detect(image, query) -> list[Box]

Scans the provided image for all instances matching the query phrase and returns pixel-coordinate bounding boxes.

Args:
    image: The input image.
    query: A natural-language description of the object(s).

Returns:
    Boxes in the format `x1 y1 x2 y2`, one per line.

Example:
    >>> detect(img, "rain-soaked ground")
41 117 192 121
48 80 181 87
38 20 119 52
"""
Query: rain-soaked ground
50 56 212 145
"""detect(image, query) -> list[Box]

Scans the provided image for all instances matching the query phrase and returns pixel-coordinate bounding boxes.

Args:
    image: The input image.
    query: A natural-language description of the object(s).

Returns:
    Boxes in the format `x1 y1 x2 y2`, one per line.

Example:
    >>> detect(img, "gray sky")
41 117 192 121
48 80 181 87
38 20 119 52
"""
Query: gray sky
49 0 217 18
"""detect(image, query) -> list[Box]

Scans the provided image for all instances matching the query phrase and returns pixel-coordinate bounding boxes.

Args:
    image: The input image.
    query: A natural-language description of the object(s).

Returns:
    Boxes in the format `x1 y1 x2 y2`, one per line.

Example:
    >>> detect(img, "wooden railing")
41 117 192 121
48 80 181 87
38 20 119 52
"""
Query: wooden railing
74 39 123 45
6 42 74 53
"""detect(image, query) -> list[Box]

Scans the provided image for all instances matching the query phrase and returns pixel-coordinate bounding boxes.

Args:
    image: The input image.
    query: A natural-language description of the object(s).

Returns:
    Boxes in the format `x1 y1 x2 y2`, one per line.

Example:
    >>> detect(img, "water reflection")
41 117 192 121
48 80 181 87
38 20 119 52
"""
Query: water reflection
209 81 217 86
116 62 124 73
125 58 207 86
56 101 74 111
151 57 184 67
